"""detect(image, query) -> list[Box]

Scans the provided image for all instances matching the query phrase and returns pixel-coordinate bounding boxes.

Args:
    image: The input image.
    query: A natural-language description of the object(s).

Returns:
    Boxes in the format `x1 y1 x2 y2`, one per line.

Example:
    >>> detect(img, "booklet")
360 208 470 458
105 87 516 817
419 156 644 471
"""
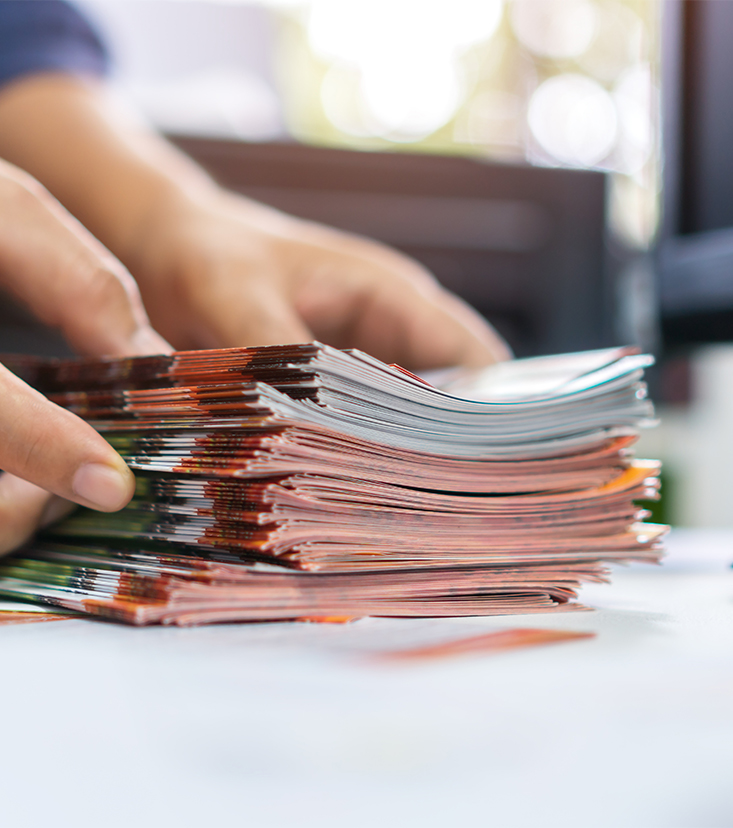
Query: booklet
0 344 666 625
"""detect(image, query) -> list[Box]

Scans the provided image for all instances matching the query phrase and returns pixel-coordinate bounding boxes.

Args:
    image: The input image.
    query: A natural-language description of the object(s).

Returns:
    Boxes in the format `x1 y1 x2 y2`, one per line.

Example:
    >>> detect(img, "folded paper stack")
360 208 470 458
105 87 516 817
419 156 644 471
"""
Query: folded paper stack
0 344 666 625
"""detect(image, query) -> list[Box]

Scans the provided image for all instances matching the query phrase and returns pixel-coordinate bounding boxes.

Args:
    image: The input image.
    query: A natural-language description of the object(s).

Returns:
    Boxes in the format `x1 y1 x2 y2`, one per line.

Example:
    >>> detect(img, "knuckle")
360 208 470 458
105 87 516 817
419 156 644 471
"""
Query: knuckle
68 259 137 316
2 397 51 479
19 428 46 478
52 251 149 354
88 265 131 305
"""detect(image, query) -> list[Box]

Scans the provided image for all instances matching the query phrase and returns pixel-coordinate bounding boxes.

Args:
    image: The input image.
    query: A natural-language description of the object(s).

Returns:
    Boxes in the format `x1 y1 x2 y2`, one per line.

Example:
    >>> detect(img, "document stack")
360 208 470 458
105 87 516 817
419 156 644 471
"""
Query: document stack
0 344 666 625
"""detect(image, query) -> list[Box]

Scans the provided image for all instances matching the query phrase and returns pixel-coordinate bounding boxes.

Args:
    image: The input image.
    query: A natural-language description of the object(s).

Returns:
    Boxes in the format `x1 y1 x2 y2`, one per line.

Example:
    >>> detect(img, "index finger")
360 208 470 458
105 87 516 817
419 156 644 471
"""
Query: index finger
0 160 171 357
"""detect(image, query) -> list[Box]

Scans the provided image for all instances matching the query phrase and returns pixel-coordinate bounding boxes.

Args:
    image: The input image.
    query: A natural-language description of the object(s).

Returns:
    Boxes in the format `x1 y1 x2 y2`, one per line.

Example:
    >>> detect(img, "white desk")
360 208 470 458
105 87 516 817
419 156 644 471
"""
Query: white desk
1 529 731 828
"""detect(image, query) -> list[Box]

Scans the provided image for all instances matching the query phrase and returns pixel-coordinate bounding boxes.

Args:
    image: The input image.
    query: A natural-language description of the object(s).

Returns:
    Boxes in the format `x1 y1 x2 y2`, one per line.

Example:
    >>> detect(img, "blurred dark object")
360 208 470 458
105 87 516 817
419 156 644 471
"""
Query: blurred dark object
659 0 733 346
171 138 610 358
659 354 692 406
0 295 72 357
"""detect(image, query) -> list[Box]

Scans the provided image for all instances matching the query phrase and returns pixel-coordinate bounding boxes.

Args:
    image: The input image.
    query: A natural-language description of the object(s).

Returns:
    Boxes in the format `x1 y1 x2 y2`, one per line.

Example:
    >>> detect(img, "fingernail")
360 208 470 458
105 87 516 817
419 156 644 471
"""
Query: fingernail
72 463 132 511
130 327 174 356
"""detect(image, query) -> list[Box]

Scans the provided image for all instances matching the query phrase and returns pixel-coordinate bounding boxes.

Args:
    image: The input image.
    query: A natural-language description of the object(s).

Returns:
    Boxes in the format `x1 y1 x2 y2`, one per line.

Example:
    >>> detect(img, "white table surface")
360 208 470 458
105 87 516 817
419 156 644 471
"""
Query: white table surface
1 528 731 828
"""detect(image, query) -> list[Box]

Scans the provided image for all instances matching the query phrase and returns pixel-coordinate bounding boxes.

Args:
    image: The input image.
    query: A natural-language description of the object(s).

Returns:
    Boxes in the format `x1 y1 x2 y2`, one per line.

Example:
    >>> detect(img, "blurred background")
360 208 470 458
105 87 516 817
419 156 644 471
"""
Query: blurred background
64 1 733 528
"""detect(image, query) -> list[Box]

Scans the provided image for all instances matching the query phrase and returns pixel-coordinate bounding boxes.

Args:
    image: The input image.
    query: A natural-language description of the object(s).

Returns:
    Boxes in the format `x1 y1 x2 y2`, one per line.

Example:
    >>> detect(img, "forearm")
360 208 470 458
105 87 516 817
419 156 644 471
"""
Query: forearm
0 73 219 266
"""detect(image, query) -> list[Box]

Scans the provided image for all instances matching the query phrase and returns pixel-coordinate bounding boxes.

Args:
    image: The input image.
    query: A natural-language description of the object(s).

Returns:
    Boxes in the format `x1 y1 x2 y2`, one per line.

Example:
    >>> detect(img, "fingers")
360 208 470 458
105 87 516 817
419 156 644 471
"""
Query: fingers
0 363 134 530
0 162 158 556
156 256 314 350
193 239 506 367
289 229 513 370
202 273 314 349
0 475 76 556
395 282 514 369
353 282 511 370
0 159 171 357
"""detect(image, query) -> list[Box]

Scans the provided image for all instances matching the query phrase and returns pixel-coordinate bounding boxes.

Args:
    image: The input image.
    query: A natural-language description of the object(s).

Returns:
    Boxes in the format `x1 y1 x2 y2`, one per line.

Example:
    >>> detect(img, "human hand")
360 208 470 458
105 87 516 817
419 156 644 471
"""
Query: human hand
0 76 510 371
0 160 171 555
130 191 512 371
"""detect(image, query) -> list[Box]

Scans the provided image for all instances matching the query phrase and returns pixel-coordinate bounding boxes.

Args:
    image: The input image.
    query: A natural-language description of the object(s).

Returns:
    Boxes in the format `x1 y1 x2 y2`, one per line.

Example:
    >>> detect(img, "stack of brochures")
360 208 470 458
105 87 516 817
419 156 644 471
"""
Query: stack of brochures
0 344 666 625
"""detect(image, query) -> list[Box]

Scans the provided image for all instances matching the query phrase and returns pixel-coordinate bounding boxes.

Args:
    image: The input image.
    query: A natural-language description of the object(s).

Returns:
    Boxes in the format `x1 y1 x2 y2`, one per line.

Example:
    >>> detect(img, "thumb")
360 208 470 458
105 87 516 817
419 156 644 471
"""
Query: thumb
0 362 135 555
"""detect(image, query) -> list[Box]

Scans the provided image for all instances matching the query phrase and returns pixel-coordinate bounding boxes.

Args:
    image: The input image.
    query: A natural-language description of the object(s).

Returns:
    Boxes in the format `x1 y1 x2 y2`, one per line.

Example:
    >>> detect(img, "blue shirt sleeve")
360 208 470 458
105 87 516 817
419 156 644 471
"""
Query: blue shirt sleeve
0 1 109 89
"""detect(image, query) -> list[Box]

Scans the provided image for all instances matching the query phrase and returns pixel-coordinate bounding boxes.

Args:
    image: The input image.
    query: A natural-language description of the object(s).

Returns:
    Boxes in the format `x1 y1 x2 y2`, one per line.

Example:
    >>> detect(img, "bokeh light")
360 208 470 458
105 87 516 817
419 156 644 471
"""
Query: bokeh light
613 62 655 175
308 0 503 141
276 0 661 247
308 0 504 66
578 2 644 83
528 73 617 167
511 0 597 59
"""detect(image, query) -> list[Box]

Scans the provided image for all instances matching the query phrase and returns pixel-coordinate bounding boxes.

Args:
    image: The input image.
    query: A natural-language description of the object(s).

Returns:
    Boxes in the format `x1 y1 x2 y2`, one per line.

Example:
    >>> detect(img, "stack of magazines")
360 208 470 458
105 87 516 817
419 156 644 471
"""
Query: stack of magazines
0 344 666 625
